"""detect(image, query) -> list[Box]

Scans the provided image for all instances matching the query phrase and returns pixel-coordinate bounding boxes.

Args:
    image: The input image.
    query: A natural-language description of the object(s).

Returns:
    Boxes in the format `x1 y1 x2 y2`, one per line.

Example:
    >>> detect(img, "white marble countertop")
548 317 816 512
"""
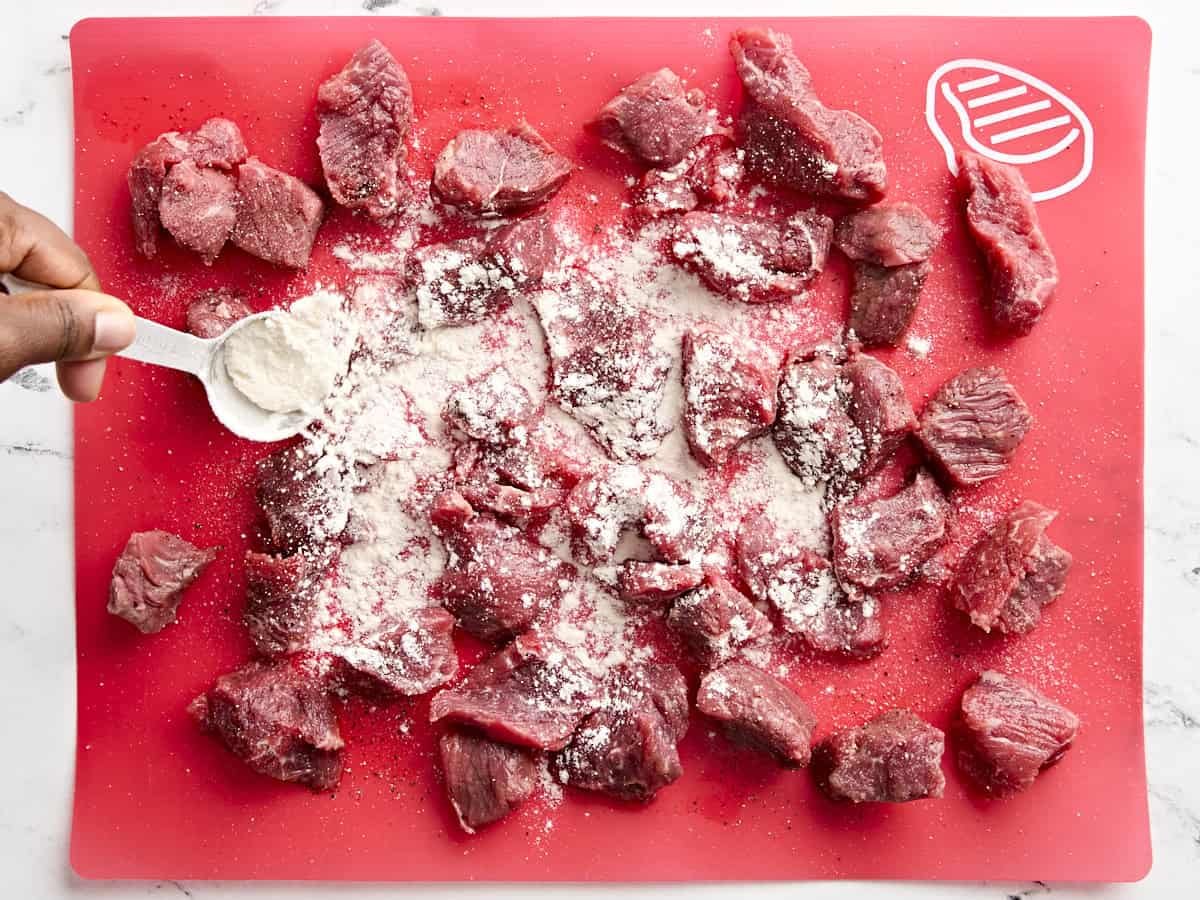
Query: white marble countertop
2 0 1196 896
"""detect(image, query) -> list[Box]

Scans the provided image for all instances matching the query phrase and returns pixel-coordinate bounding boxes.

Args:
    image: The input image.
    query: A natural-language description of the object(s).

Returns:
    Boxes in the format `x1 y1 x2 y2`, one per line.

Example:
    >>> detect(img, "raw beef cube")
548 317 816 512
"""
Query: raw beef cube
773 345 863 489
682 324 780 466
671 210 832 304
951 500 1071 634
533 279 673 460
157 160 238 263
815 709 945 803
848 260 932 347
470 419 590 499
617 561 704 605
588 68 710 166
697 662 817 767
958 151 1058 334
443 366 541 445
730 28 886 202
555 663 688 801
843 350 917 475
256 446 351 553
666 570 771 668
186 288 253 339
317 40 413 220
189 660 343 791
919 366 1032 487
636 134 743 218
486 214 563 284
439 728 539 833
330 607 458 697
956 670 1080 795
410 237 514 328
232 157 324 268
433 123 572 214
834 203 941 267
429 632 600 751
107 529 218 634
242 551 318 657
184 117 250 170
831 469 951 591
430 490 576 642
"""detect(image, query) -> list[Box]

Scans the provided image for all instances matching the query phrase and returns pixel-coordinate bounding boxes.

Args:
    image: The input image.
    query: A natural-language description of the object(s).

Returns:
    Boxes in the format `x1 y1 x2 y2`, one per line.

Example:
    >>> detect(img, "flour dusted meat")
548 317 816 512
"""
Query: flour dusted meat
667 570 771 668
815 709 945 803
256 446 351 553
682 324 780 466
589 68 711 167
919 366 1032 487
671 210 832 304
409 238 516 329
956 670 1079 795
232 158 324 268
697 662 817 767
958 152 1058 334
848 261 933 347
831 469 951 591
440 728 539 833
107 530 218 634
556 663 688 802
730 28 886 202
430 490 576 642
186 289 253 339
433 123 572 214
951 500 1071 635
843 349 917 475
189 660 343 791
317 40 413 219
772 344 863 489
618 561 704 605
331 607 458 697
486 214 564 284
443 367 541 445
242 551 319 657
636 135 744 218
430 632 600 750
157 160 238 264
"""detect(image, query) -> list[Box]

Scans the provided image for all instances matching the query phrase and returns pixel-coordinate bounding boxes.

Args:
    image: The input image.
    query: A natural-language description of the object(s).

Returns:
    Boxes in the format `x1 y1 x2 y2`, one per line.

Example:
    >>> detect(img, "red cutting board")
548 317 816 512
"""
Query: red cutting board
68 16 1150 882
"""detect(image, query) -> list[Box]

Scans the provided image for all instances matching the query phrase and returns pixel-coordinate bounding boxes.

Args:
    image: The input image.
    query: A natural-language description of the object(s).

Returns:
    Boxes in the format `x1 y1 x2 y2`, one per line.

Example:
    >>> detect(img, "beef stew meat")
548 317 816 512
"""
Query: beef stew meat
189 660 344 791
443 366 541 445
958 151 1059 335
671 209 833 304
186 289 253 338
834 202 942 267
617 561 705 606
666 570 772 668
430 490 576 642
429 632 601 751
439 728 540 833
107 530 218 634
918 366 1032 487
773 345 864 489
697 662 817 767
843 349 917 475
847 260 932 347
409 237 515 329
433 123 573 214
330 606 458 697
815 709 946 803
242 551 319 658
157 160 238 264
636 134 744 218
589 68 711 167
555 663 689 802
231 157 325 268
486 214 564 284
730 28 886 202
956 670 1080 796
682 324 780 466
256 446 351 553
831 469 952 592
316 40 413 220
951 500 1072 635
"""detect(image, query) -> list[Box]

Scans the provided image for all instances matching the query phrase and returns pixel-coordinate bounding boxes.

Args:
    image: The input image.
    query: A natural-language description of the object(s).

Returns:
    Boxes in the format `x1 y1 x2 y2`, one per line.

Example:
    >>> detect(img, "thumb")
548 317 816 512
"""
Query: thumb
0 288 136 382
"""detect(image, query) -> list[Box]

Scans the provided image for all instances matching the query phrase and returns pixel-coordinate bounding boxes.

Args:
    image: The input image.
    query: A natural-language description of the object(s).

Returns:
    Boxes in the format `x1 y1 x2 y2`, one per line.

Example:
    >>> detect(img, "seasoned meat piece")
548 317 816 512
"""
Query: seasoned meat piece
958 152 1058 334
485 214 563 284
433 123 572 214
682 324 780 466
956 670 1080 795
232 157 324 269
636 134 743 218
179 117 249 170
773 345 863 489
617 561 704 605
589 68 710 167
430 490 576 642
918 366 1032 487
666 570 771 668
317 40 413 219
186 288 253 339
671 209 832 304
697 662 817 767
555 663 688 801
330 607 458 697
834 203 941 267
439 728 539 833
429 632 600 751
443 366 540 445
951 500 1071 634
831 469 951 591
464 418 590 511
843 349 917 475
242 551 318 657
409 237 516 329
157 160 238 263
815 709 945 803
848 260 932 347
730 28 886 202
107 529 218 634
256 446 351 553
189 659 343 791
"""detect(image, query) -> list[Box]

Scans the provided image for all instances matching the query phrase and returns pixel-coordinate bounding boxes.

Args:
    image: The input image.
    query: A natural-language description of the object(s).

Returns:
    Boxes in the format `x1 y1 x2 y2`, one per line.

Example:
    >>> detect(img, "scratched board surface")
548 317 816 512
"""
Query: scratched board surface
69 17 1150 881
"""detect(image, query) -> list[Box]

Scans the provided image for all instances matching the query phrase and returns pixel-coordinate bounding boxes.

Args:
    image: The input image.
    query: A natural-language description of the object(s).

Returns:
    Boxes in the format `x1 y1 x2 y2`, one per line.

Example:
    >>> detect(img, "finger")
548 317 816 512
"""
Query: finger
0 288 136 381
0 192 100 291
56 358 108 403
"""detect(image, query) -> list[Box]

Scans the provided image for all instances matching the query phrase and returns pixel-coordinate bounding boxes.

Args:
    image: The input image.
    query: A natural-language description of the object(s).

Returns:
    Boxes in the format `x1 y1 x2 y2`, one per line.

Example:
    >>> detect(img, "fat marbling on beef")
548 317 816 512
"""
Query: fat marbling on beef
697 662 817 767
185 288 253 339
231 157 325 269
433 123 572 214
107 529 219 634
667 570 772 668
157 160 238 264
815 708 945 803
588 68 711 167
330 606 458 698
440 727 540 833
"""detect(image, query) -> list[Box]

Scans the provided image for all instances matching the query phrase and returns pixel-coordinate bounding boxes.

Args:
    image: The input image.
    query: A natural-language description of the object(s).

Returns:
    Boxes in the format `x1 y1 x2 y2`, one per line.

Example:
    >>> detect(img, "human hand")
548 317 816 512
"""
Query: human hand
0 192 135 401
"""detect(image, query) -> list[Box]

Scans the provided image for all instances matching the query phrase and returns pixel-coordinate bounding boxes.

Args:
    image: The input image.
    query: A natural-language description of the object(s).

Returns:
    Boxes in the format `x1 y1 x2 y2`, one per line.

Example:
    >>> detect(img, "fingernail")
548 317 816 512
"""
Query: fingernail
93 310 136 353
